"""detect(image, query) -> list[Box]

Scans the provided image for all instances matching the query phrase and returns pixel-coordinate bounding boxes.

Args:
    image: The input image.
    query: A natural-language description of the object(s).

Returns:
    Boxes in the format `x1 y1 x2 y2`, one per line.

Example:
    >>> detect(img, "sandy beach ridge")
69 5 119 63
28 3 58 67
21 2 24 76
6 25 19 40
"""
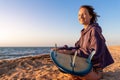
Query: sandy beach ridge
0 46 120 80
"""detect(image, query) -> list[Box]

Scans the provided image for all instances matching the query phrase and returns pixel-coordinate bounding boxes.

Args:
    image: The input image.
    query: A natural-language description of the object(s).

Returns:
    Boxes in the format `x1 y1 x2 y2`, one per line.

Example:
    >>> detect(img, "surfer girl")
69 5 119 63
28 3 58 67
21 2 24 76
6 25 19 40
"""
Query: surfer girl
52 5 114 80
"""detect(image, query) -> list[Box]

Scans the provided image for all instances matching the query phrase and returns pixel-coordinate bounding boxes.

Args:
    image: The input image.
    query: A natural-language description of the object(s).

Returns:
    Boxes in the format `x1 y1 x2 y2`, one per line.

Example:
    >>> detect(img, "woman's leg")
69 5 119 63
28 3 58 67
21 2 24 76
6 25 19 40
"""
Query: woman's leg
83 69 103 80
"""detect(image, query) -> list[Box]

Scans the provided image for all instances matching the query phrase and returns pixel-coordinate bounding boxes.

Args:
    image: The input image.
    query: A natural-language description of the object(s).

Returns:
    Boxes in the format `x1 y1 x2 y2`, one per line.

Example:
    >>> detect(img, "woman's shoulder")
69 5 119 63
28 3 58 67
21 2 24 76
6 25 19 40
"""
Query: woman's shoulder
90 23 105 41
90 23 102 34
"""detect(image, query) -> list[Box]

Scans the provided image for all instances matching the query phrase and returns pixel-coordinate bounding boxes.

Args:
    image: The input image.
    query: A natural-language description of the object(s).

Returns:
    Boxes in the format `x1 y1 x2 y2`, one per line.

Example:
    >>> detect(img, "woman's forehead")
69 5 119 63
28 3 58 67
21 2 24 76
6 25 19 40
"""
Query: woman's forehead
79 8 89 14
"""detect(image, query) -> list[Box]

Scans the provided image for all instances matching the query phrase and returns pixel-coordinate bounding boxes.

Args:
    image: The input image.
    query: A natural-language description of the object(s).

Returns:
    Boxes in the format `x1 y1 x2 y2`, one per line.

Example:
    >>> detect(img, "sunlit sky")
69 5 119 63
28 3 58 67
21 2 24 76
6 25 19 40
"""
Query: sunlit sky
0 0 120 47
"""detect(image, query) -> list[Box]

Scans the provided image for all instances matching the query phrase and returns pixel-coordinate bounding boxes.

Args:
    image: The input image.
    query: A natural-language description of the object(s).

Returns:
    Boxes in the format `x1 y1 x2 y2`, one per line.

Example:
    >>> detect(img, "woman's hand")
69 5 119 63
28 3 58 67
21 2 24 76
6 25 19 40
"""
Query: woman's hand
51 47 77 55
57 49 76 55
51 48 59 51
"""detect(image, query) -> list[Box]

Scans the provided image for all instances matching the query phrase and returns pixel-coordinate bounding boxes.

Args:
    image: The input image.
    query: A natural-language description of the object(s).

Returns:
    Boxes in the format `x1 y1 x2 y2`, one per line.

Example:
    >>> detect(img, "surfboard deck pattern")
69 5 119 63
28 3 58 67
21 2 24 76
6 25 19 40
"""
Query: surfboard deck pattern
50 50 93 76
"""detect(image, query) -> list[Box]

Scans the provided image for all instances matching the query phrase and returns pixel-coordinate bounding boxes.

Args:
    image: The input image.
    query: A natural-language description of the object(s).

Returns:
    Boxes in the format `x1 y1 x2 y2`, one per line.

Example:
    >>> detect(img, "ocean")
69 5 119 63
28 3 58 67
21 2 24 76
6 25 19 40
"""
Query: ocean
0 47 52 60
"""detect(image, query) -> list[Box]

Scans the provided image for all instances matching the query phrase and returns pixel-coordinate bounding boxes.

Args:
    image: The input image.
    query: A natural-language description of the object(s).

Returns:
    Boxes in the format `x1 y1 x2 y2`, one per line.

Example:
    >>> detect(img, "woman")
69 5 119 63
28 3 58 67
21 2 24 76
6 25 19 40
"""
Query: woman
52 5 114 80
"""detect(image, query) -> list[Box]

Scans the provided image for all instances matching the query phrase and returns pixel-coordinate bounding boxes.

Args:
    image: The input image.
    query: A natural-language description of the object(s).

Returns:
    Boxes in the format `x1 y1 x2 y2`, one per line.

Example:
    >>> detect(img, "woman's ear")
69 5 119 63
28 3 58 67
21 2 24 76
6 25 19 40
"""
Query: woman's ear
90 15 92 19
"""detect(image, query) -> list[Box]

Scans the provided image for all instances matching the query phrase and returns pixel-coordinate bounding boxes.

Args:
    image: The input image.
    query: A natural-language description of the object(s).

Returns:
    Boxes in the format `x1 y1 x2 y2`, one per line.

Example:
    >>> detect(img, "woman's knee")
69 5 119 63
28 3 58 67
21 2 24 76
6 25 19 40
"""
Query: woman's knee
83 70 103 80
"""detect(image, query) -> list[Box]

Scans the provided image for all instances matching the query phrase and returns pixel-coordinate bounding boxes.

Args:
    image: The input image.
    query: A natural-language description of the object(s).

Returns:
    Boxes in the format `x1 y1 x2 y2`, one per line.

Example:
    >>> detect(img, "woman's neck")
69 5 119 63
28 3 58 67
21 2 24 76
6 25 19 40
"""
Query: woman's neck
83 24 89 29
83 22 92 29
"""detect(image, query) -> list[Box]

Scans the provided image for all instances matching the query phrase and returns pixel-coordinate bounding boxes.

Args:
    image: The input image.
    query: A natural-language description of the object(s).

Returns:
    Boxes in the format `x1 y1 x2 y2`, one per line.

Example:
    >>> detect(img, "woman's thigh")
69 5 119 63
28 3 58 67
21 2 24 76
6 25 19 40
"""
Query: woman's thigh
82 70 102 80
70 71 102 80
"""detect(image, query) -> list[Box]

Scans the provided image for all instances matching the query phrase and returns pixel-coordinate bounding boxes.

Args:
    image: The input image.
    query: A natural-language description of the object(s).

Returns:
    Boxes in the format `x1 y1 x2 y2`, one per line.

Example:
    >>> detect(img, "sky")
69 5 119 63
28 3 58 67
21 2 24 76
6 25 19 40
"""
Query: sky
0 0 120 47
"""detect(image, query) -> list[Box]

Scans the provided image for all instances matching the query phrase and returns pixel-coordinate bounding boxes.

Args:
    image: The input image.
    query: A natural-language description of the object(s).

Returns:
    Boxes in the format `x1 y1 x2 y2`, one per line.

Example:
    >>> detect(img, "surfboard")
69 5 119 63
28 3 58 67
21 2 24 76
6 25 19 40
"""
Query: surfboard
50 50 95 76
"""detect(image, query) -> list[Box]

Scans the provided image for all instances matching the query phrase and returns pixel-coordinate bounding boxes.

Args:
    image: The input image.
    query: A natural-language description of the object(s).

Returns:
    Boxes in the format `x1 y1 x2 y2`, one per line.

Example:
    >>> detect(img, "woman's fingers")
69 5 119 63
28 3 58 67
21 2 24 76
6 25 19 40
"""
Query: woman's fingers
51 48 59 51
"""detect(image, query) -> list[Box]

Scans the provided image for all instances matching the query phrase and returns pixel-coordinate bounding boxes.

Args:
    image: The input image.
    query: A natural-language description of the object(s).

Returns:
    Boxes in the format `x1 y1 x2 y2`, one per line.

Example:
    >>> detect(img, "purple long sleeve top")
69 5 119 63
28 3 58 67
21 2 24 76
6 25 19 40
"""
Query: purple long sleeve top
75 23 114 69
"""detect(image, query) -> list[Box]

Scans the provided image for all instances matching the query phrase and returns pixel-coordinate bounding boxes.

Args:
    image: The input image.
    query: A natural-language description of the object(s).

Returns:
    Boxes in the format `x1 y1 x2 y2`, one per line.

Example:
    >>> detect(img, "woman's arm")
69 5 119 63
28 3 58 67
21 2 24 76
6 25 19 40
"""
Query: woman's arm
89 27 105 60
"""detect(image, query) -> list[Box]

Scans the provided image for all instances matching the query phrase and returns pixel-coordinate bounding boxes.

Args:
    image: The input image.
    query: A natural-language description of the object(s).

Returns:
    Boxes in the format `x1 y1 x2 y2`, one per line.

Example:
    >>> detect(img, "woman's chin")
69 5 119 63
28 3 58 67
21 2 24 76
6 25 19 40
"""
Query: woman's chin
80 22 85 25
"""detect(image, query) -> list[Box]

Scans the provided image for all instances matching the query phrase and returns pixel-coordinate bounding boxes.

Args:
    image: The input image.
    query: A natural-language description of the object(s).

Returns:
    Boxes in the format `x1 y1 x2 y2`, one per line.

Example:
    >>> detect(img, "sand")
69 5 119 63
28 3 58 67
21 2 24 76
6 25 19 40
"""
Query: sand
0 46 120 80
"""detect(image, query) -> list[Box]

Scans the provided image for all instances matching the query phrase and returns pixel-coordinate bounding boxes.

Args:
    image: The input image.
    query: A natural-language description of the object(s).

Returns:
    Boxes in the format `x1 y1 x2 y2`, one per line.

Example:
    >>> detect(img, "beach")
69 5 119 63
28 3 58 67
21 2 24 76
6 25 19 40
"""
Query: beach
0 46 120 80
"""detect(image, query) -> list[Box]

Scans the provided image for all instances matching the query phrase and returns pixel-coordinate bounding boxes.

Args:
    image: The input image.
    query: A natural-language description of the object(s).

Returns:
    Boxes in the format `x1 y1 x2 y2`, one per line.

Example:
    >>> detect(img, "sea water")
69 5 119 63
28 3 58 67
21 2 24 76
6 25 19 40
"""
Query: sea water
0 47 52 60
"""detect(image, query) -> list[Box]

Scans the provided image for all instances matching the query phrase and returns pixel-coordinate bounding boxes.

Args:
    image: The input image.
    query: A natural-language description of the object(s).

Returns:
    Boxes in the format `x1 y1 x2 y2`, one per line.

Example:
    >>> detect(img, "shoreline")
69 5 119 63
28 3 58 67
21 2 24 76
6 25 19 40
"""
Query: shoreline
0 53 50 61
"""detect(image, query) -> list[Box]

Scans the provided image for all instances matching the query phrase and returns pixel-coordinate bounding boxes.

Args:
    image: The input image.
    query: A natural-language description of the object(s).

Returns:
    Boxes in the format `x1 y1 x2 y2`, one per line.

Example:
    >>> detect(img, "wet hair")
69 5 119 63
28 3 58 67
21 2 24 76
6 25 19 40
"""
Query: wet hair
80 5 100 23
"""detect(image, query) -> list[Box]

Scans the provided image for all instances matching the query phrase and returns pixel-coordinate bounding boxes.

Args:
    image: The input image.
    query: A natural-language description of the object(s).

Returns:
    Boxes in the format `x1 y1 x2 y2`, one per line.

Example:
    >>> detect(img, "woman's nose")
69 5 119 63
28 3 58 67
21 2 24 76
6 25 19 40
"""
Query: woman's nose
80 15 84 19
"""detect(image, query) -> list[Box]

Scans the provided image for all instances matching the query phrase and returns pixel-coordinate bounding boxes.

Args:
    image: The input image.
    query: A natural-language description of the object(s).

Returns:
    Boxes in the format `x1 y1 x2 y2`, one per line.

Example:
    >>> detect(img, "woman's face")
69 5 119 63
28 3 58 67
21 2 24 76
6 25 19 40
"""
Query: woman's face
78 7 92 26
